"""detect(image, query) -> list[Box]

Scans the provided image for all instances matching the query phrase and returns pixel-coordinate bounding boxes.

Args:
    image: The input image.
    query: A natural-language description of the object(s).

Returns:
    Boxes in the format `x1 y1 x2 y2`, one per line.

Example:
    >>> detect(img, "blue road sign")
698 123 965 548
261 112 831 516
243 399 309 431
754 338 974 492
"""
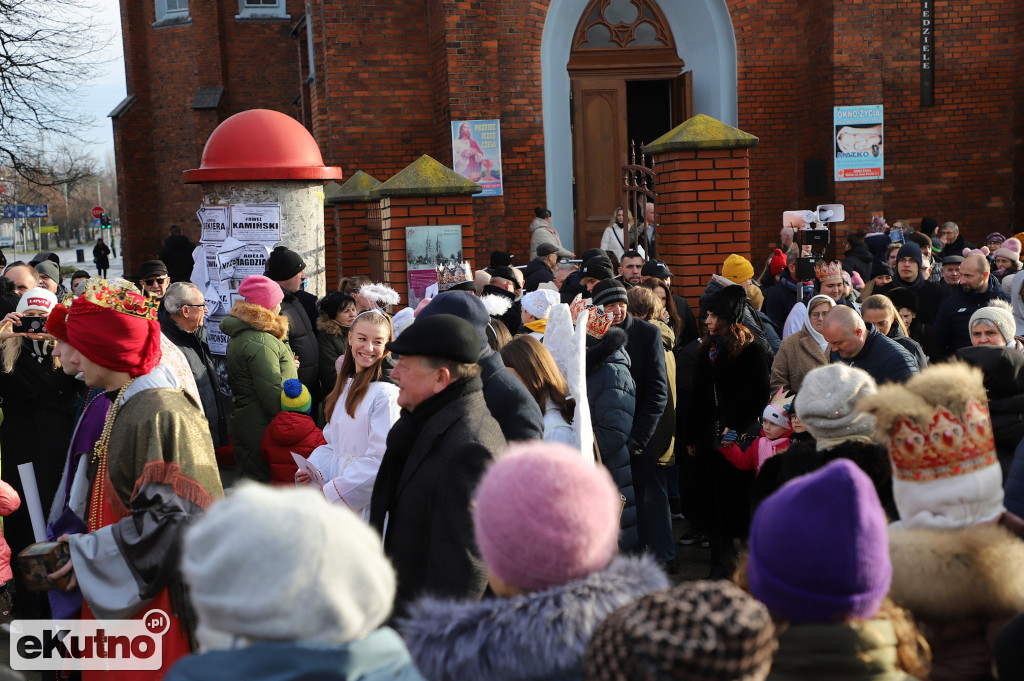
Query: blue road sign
1 205 48 219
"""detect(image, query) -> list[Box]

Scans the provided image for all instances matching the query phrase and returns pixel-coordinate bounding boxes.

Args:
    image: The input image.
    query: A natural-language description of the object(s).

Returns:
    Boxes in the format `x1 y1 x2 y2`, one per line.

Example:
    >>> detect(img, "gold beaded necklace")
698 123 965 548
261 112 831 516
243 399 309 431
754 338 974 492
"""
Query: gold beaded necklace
88 379 135 533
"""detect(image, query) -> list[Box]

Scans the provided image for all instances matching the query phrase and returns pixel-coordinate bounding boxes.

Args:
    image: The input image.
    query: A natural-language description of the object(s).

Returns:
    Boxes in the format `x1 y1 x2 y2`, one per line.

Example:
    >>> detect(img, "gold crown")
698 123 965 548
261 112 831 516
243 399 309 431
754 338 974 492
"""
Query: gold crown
889 398 997 482
586 309 615 338
436 261 473 291
79 278 160 320
814 260 844 282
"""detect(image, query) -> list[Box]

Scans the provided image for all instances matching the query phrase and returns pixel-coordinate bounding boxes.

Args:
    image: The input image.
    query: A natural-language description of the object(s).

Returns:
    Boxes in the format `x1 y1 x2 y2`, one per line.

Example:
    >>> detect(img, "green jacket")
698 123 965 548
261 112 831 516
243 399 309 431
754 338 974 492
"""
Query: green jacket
222 301 298 482
768 620 918 681
651 319 676 465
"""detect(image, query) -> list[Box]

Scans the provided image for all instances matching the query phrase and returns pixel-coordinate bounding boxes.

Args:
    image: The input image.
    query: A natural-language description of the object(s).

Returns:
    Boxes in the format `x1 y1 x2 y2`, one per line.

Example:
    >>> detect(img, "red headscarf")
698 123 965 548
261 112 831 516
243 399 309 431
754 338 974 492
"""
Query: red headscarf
60 282 163 378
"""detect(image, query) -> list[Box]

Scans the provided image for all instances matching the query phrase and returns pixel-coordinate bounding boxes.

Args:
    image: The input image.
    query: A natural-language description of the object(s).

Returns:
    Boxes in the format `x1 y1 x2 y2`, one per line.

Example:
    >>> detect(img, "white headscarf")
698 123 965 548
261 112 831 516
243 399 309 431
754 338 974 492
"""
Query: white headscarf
803 294 836 353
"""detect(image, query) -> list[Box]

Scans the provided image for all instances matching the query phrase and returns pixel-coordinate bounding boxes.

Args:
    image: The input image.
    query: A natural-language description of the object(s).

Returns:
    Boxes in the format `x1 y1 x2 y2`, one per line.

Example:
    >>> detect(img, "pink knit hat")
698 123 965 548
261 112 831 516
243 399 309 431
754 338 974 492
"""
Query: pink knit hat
238 275 284 310
994 238 1022 264
474 443 620 591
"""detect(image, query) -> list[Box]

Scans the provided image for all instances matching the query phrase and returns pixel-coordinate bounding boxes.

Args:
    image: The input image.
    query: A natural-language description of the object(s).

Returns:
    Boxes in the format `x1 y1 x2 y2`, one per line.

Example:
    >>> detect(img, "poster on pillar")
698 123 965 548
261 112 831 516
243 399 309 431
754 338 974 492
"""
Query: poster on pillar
229 203 282 243
406 225 464 308
834 105 884 181
451 120 503 196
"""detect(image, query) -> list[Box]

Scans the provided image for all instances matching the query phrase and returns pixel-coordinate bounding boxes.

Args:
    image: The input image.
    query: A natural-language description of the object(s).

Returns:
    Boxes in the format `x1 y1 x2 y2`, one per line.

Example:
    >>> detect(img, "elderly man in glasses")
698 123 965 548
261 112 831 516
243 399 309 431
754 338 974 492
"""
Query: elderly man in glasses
140 259 172 299
159 281 228 448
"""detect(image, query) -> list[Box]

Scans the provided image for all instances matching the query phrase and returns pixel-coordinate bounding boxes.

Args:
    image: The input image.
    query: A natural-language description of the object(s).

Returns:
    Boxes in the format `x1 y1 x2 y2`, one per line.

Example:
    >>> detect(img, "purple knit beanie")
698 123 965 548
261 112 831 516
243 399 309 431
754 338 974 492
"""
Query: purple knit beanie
474 443 620 592
238 274 284 310
747 459 892 624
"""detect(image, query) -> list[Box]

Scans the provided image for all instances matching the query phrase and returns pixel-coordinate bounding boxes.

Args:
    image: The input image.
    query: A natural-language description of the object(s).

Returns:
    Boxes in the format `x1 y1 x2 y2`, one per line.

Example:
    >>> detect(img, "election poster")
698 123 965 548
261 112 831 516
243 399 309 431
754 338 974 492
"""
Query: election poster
406 224 463 308
834 105 884 181
451 120 503 196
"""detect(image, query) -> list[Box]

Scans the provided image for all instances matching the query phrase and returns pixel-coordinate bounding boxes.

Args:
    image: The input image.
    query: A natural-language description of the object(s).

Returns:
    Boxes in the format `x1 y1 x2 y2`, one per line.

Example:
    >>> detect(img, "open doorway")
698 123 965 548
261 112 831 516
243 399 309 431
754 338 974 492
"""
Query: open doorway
627 79 672 153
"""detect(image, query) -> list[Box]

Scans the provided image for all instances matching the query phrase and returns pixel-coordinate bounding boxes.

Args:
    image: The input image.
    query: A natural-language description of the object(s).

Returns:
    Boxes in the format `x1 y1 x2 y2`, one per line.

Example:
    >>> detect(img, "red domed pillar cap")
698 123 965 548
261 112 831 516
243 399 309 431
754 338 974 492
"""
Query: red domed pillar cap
183 109 344 183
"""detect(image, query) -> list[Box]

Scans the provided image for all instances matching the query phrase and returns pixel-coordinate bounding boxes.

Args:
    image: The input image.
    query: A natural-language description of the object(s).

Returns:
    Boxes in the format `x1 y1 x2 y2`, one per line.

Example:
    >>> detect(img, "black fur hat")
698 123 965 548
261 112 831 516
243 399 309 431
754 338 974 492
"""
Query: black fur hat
704 284 747 325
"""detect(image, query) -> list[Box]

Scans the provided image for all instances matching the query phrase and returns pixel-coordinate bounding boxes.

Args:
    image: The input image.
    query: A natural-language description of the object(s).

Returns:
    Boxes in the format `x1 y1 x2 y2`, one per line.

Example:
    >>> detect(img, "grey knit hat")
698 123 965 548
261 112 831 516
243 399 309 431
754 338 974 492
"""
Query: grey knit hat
582 580 776 681
794 364 877 451
969 302 1015 346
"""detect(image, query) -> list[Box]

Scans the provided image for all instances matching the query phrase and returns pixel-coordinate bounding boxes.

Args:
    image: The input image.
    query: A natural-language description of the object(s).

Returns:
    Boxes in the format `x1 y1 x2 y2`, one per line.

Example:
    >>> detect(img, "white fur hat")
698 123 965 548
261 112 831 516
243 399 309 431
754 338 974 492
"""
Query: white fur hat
182 484 395 646
521 288 560 319
15 287 57 315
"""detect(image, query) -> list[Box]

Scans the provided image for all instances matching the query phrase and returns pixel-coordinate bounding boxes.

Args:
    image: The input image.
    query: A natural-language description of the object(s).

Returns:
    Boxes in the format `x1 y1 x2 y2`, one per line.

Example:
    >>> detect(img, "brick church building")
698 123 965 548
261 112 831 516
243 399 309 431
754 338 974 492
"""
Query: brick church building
112 0 1024 283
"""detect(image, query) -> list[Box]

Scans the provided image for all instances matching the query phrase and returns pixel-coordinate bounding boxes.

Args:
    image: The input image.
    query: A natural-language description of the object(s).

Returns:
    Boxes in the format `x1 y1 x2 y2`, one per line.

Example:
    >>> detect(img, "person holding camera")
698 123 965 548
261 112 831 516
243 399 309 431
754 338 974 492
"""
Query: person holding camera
0 286 79 619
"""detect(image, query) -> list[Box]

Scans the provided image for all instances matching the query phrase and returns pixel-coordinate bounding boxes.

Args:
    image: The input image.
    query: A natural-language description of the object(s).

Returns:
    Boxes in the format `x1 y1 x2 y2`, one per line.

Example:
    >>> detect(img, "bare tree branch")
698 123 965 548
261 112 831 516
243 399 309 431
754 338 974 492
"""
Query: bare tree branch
0 0 112 185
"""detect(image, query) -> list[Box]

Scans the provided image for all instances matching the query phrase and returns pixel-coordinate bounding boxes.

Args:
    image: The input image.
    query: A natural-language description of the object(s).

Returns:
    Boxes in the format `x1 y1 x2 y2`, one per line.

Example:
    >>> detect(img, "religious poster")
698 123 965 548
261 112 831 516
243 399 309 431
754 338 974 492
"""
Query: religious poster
450 119 503 196
834 105 884 182
229 203 282 243
406 224 463 308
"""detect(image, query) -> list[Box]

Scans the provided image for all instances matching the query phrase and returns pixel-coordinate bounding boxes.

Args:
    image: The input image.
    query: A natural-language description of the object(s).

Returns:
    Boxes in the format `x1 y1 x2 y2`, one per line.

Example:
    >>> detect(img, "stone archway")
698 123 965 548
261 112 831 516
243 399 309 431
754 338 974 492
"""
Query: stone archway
541 0 737 251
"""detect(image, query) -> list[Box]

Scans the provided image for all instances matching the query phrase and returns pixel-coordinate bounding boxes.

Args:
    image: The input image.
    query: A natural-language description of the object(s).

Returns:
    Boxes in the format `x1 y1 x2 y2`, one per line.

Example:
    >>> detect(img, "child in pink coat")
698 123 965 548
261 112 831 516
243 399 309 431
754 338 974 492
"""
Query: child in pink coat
718 401 792 475
0 479 21 622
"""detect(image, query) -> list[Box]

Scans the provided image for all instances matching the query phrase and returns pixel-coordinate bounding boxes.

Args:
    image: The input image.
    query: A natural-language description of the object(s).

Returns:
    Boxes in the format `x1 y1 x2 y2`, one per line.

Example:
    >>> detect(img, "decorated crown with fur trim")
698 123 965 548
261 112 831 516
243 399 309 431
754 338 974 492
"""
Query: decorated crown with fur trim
79 278 160 320
857 363 997 483
814 260 844 282
436 261 473 291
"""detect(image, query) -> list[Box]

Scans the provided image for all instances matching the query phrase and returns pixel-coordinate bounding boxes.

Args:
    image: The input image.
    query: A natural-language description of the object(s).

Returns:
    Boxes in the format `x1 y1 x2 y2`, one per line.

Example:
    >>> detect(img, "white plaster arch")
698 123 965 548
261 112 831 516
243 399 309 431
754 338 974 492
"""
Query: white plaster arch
541 0 737 250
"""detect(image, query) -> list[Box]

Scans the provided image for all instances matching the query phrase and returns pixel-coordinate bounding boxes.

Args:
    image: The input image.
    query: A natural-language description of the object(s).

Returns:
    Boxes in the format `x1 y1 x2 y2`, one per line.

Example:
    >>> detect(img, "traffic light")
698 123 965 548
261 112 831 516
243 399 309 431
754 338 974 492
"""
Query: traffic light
100 213 111 229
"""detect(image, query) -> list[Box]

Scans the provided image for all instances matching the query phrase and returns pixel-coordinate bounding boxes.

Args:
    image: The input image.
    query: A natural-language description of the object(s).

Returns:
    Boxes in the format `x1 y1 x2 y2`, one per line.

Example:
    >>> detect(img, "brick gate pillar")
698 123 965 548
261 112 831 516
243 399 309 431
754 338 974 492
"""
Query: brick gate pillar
644 114 759 310
324 171 382 288
375 155 481 305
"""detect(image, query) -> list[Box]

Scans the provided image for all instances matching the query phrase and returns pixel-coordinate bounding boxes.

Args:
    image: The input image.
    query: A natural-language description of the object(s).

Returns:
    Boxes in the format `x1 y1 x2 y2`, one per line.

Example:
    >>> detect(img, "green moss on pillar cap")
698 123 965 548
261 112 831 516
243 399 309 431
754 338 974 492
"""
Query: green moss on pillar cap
325 171 382 204
643 114 759 154
377 155 482 197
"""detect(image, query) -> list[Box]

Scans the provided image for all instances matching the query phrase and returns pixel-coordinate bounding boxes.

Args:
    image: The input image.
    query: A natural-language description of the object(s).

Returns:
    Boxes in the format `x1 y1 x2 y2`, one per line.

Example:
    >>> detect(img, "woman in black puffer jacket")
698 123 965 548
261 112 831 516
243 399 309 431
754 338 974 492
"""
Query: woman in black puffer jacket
586 325 639 552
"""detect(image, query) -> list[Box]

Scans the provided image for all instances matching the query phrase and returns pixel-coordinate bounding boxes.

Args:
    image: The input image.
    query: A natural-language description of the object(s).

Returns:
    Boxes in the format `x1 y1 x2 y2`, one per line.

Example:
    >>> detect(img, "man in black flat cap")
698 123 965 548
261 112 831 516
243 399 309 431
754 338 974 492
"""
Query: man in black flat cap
139 259 171 299
369 313 506 617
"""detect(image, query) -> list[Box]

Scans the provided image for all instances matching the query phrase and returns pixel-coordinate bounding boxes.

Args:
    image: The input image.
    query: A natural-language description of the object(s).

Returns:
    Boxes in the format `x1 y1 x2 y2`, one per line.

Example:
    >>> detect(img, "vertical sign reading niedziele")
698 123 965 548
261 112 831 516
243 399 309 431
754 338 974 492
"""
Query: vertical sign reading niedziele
921 0 934 106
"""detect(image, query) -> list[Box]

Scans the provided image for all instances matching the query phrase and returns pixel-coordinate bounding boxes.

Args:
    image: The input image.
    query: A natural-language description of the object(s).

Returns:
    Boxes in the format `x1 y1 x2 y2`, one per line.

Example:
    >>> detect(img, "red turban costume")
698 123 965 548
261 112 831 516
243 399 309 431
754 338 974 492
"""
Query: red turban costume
52 280 162 378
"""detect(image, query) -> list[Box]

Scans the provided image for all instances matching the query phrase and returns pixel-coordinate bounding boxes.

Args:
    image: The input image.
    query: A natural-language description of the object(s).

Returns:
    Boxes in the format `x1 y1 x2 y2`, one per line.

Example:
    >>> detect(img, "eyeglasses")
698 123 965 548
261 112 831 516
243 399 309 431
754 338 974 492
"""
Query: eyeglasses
183 302 208 311
809 311 829 320
143 277 169 286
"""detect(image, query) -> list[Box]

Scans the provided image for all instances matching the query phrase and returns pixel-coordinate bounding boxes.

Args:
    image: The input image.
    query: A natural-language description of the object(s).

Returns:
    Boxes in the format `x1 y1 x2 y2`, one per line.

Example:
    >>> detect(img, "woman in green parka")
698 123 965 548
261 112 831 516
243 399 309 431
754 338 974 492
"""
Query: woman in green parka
221 275 298 482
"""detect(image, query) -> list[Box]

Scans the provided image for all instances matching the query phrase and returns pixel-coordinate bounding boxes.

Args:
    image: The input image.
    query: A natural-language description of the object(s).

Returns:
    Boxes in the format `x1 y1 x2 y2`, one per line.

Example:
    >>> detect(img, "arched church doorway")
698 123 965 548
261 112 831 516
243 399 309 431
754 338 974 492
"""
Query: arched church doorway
568 0 691 251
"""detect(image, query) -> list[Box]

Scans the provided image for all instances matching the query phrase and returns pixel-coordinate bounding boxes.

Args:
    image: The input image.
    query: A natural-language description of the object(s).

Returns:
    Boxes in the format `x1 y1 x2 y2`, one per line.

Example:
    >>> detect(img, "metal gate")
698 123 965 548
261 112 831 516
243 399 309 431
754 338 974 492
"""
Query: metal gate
621 141 657 257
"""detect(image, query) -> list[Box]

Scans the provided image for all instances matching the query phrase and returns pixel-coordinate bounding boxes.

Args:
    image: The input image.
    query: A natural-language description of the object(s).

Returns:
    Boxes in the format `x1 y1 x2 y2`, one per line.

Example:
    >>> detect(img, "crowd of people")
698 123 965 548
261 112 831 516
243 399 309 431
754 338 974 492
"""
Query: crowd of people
0 207 1017 680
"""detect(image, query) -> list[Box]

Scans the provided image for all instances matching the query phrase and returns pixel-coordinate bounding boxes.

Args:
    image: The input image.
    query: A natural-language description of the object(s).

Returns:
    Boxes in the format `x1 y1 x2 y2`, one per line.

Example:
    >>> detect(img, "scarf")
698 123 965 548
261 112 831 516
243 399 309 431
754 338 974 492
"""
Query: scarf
524 319 547 335
802 294 836 353
369 375 483 534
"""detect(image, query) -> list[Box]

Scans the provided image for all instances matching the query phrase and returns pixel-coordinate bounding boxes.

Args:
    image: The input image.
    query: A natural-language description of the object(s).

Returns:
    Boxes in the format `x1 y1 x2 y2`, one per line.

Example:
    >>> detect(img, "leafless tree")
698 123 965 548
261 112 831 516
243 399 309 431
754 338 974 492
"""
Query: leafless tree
0 0 111 185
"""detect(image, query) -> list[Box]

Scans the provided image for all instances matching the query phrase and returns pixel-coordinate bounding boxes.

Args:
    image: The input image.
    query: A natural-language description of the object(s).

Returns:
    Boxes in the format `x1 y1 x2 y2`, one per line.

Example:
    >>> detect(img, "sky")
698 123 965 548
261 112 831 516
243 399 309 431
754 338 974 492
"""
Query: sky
81 0 127 165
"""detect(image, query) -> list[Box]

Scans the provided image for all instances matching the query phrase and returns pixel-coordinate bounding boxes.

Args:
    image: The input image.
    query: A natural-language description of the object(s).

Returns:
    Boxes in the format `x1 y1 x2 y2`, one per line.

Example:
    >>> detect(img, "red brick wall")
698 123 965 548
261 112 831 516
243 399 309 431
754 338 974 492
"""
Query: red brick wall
333 200 379 286
116 1 1024 280
305 0 548 264
654 148 752 309
114 0 298 278
730 0 1021 261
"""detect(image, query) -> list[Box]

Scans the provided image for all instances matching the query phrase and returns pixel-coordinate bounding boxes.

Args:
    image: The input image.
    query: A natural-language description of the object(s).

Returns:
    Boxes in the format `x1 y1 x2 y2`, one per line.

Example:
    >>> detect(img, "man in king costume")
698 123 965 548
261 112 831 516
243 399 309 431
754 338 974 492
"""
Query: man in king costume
46 279 224 678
